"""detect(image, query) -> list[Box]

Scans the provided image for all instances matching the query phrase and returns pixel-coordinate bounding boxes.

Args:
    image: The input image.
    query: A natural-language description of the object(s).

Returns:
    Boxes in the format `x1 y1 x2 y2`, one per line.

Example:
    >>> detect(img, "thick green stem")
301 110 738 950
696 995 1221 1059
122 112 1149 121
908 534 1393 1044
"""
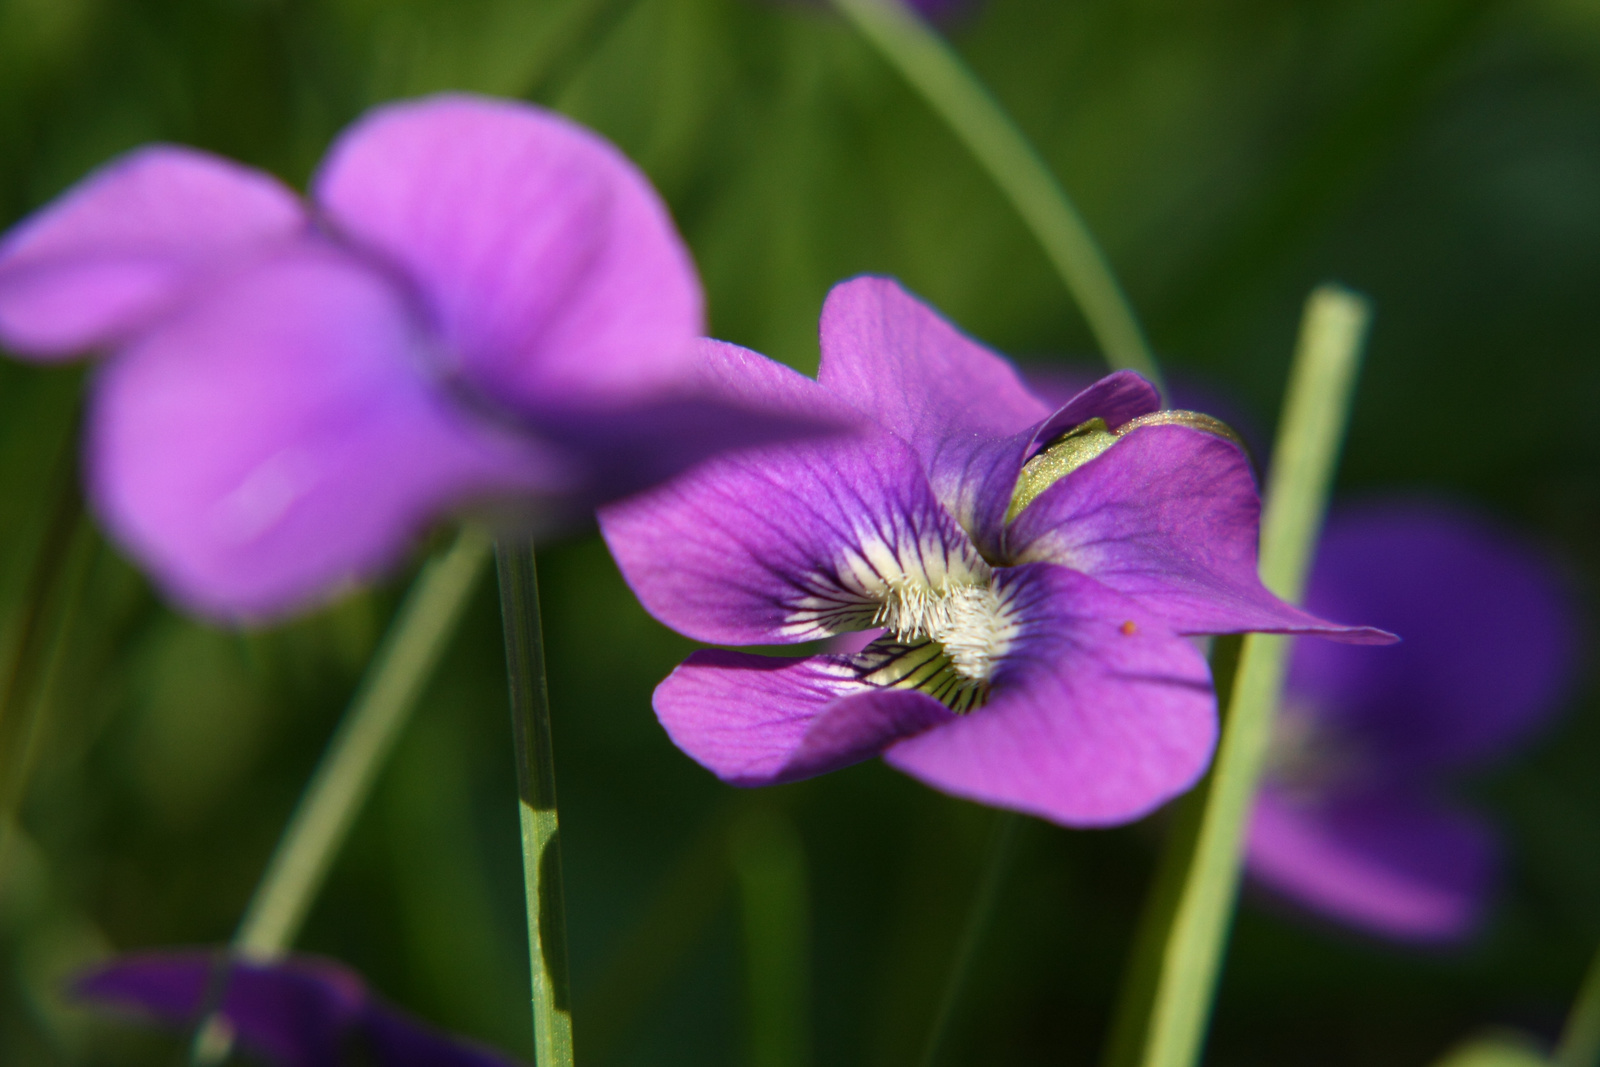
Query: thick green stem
1113 286 1372 1067
829 0 1163 390
494 540 575 1067
920 811 1019 1067
232 528 492 956
1556 940 1600 1067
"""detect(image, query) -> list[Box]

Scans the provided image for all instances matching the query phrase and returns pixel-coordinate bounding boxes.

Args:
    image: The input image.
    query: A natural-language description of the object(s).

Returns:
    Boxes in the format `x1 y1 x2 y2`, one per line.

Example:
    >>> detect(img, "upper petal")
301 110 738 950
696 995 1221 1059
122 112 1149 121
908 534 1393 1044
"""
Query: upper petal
88 241 566 622
1006 423 1393 643
885 563 1217 827
599 341 983 646
1288 500 1584 771
0 146 305 359
817 276 1050 545
654 649 954 786
1247 785 1496 942
1028 369 1162 443
314 93 702 410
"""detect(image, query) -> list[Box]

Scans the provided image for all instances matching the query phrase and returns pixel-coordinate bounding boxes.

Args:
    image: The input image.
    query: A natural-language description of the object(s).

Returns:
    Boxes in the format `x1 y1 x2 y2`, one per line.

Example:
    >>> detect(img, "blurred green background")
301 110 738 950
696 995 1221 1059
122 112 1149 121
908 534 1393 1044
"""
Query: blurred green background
1 0 1597 1064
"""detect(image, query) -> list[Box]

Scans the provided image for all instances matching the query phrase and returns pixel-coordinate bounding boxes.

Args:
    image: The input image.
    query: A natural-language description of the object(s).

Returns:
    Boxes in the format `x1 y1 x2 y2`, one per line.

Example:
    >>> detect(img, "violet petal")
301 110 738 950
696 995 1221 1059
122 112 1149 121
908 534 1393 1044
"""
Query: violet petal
536 336 856 509
314 93 702 411
0 146 304 358
816 276 1049 548
1028 369 1163 443
600 347 981 646
885 563 1217 826
76 952 522 1067
359 1002 523 1067
76 952 363 1067
1288 500 1584 771
654 649 954 786
1006 423 1393 643
87 241 567 621
1248 785 1497 942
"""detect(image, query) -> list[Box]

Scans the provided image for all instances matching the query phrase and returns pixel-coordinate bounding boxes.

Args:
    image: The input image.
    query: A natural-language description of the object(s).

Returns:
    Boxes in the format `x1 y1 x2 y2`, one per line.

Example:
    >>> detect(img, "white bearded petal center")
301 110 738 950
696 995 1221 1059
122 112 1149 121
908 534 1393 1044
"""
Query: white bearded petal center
872 578 1017 685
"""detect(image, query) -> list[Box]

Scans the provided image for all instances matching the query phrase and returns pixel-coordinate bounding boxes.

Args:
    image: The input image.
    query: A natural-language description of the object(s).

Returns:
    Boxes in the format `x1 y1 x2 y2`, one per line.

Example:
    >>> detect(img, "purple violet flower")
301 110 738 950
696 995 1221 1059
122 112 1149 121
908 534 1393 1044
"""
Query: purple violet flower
1248 500 1583 941
76 950 519 1067
0 93 820 621
598 277 1392 827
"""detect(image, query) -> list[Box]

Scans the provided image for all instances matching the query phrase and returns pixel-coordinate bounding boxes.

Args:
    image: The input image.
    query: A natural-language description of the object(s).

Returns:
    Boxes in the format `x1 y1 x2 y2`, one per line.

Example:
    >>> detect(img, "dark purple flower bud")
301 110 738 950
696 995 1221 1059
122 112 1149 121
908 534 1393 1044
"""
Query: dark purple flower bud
0 94 833 622
1247 501 1584 941
76 950 521 1067
599 276 1392 827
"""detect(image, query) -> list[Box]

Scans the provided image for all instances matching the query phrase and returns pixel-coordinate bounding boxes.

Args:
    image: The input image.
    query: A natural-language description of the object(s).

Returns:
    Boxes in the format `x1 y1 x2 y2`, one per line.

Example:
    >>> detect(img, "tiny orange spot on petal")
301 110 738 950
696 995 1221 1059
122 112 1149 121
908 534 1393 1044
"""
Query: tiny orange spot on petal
1120 620 1138 636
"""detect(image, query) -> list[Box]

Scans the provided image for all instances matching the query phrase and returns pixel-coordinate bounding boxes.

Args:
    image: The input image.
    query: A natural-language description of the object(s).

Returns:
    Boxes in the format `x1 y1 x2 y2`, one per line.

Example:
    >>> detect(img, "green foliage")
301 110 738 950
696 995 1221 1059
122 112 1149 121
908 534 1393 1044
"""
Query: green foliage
1 1 1598 1065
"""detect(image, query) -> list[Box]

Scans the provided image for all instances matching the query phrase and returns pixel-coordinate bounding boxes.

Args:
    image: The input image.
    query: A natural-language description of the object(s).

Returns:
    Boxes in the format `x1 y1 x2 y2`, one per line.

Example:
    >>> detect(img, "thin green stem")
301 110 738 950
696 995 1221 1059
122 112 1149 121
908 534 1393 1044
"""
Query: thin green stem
0 512 94 881
0 451 84 787
494 540 575 1067
1118 285 1372 1067
920 811 1019 1067
829 0 1163 390
1556 939 1600 1067
232 528 492 956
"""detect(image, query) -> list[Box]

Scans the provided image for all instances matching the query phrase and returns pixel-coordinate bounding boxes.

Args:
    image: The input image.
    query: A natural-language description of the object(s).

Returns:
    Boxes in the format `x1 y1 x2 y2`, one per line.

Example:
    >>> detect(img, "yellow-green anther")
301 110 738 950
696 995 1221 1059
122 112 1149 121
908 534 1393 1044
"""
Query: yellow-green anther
1005 411 1251 524
1116 410 1251 458
1007 418 1118 521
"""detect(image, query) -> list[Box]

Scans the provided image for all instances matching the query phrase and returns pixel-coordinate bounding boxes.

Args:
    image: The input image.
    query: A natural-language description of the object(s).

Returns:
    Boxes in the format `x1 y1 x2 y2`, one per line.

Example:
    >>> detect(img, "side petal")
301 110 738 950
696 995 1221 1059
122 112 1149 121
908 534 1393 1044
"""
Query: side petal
1288 500 1585 771
314 93 701 410
0 146 305 359
1247 785 1497 942
817 276 1049 544
655 649 954 786
885 564 1217 827
1007 423 1393 643
88 242 567 622
599 343 984 646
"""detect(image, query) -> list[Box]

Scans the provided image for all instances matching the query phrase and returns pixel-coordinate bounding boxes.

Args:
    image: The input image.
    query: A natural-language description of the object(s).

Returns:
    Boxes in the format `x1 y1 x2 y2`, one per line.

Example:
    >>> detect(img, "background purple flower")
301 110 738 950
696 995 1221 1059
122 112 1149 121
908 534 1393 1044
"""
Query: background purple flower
76 950 520 1067
0 93 820 621
778 0 976 25
601 277 1390 827
1247 500 1584 941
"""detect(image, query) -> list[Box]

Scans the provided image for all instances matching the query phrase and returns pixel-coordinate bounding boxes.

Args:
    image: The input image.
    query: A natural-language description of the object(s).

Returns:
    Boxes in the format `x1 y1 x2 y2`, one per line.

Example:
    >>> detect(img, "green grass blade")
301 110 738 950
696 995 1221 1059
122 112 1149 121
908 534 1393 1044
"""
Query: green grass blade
1118 285 1372 1067
233 527 492 957
495 540 576 1067
830 0 1163 390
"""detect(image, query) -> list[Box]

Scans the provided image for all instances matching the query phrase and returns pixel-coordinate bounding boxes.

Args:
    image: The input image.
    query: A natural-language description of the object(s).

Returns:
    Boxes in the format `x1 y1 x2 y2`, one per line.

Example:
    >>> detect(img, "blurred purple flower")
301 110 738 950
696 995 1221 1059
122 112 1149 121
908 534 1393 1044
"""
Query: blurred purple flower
599 277 1391 827
781 0 975 24
76 950 519 1067
1248 501 1583 941
902 0 971 18
0 94 818 621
